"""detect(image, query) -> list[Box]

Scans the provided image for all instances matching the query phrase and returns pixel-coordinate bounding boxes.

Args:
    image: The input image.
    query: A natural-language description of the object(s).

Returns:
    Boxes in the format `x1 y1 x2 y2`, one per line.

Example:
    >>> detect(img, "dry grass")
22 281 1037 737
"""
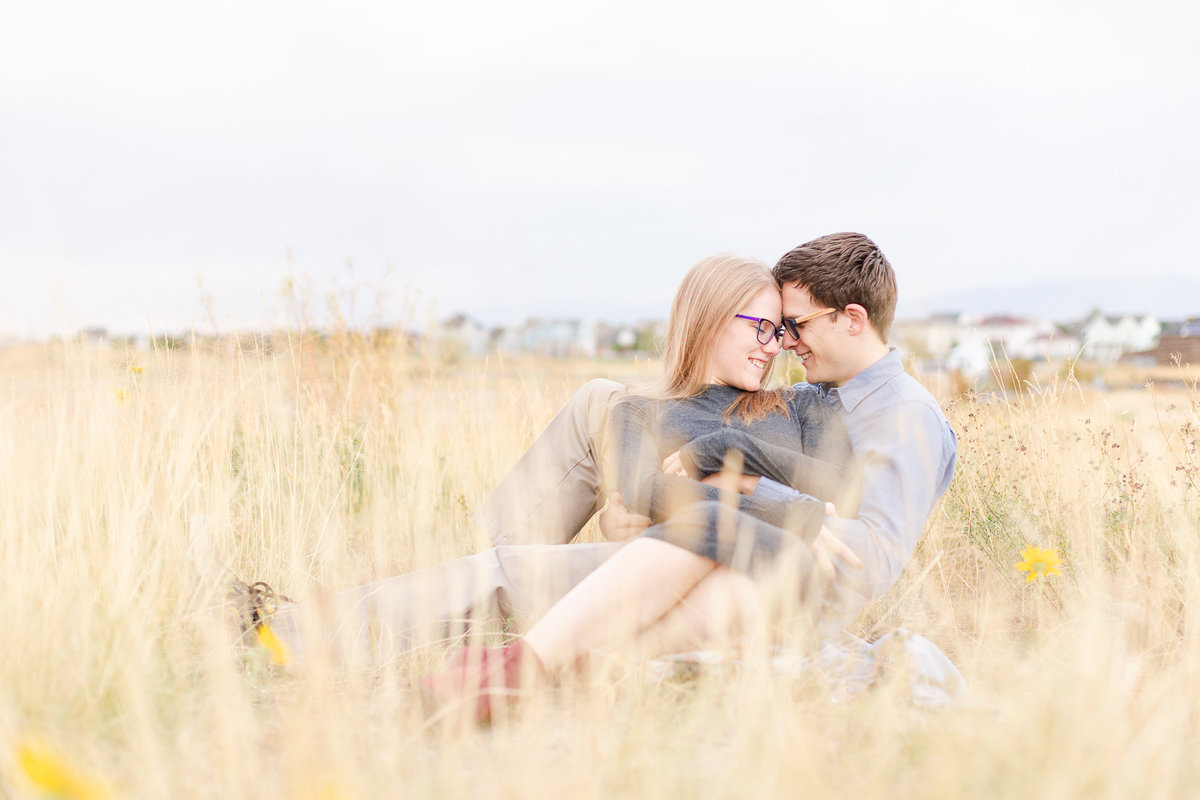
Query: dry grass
2 335 1199 798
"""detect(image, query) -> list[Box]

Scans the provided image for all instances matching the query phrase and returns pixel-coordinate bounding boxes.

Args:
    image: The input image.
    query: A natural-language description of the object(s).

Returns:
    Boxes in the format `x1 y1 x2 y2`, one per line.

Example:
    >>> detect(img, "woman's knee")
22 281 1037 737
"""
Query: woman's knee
648 501 742 557
672 565 761 641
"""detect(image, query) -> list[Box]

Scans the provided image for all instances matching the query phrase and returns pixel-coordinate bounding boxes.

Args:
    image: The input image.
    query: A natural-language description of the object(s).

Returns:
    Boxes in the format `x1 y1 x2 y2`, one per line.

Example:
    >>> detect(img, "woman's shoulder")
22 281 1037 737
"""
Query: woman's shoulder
611 393 679 424
616 387 737 432
783 382 821 406
781 384 836 418
620 384 740 407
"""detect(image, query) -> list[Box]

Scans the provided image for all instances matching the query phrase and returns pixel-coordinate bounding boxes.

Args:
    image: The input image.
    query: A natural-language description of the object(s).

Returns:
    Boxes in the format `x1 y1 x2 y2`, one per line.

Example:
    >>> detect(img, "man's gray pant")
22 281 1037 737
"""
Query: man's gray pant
269 380 626 665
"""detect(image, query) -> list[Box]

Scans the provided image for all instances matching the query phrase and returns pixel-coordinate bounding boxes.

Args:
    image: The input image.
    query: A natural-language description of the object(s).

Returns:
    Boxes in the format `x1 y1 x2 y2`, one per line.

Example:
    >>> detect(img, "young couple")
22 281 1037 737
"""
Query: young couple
260 232 958 720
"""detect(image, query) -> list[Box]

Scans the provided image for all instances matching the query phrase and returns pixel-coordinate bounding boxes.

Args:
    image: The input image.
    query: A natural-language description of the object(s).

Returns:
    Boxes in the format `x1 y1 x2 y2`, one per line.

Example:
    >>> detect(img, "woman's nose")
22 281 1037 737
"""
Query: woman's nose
762 333 782 356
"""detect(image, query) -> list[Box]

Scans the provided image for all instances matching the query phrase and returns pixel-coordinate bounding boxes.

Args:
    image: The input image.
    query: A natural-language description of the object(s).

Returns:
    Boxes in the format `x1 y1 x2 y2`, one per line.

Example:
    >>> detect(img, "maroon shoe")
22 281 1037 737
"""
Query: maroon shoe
419 640 545 725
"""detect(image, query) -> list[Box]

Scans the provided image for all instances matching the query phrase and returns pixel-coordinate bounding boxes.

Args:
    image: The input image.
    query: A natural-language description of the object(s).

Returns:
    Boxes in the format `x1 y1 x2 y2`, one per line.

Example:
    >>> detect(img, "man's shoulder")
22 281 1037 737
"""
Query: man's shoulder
879 369 946 416
855 369 953 444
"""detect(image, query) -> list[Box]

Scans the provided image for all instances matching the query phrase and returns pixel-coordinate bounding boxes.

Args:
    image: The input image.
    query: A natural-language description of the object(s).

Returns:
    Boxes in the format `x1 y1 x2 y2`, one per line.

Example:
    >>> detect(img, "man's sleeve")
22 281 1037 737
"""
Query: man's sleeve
754 476 803 501
825 401 955 597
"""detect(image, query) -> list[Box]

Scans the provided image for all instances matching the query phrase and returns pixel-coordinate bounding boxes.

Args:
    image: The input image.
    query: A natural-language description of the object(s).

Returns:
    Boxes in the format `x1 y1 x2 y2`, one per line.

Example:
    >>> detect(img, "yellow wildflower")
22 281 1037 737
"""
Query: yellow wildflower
1015 545 1063 583
112 388 129 403
256 621 291 666
15 736 112 800
129 365 144 375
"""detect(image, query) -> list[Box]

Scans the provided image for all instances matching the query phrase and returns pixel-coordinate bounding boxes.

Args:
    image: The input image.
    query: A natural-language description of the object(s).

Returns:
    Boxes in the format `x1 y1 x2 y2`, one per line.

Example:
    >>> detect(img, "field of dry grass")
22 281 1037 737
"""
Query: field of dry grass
2 335 1198 799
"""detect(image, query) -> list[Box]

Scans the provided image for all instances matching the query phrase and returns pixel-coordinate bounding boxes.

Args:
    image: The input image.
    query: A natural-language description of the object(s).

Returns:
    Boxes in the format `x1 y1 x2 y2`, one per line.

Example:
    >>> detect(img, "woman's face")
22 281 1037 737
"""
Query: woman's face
705 285 783 391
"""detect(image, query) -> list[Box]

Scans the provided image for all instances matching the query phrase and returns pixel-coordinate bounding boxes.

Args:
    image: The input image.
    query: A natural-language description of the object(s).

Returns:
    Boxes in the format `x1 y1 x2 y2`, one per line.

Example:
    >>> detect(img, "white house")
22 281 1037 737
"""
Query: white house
894 313 975 361
432 314 490 357
1027 331 1083 362
945 335 991 378
895 313 1065 364
517 318 598 358
969 315 1057 361
1078 312 1161 362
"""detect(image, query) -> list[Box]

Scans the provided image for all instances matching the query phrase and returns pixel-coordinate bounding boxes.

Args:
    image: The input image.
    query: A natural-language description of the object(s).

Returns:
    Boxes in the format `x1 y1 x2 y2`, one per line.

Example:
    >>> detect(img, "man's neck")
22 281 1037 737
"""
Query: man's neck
832 342 891 387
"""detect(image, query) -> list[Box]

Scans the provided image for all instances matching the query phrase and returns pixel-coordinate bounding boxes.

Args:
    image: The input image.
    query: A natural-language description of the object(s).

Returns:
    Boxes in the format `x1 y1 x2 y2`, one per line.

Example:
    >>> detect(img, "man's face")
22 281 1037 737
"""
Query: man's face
780 283 852 386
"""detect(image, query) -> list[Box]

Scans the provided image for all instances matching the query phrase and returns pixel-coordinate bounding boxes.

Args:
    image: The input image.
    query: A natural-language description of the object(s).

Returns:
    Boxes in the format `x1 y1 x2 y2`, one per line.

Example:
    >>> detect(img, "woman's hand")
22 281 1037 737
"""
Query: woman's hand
597 493 652 542
661 449 688 477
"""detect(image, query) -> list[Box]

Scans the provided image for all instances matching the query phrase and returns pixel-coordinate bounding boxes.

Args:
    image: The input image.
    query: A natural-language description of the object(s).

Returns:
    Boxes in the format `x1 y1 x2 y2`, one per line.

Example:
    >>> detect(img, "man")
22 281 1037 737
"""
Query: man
582 232 955 631
262 233 955 664
751 233 956 625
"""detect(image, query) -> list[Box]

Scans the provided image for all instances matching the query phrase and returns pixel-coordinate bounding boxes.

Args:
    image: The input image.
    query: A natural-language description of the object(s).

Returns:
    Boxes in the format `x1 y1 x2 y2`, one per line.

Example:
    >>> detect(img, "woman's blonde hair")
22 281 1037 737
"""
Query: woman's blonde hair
649 254 789 421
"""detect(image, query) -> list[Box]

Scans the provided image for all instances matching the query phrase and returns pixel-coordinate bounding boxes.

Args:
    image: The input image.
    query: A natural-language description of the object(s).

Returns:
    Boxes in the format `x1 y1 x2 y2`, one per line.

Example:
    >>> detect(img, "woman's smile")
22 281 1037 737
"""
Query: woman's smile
707 285 783 391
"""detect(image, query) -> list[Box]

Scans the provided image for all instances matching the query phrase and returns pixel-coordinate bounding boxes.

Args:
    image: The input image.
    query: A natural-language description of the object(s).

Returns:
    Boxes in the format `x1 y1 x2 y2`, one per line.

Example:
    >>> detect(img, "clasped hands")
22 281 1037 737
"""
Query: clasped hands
597 449 863 586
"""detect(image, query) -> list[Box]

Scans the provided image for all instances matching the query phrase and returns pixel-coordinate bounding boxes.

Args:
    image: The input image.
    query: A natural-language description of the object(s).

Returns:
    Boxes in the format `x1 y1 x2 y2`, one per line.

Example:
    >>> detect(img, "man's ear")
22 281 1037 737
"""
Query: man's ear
843 303 870 335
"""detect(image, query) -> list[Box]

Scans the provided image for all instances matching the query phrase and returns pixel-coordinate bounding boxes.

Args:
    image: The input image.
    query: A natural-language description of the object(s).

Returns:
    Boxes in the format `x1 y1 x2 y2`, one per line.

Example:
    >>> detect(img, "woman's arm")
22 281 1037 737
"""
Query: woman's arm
676 396 855 507
607 397 668 518
609 398 830 543
608 397 723 520
678 427 850 501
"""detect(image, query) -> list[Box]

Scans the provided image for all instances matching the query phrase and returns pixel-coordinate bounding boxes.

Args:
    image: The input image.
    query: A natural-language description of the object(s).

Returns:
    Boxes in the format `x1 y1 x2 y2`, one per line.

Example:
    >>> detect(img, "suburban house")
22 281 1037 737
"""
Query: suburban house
896 309 1168 370
1120 319 1200 366
511 318 598 358
896 313 1078 373
1075 311 1161 362
432 314 490 357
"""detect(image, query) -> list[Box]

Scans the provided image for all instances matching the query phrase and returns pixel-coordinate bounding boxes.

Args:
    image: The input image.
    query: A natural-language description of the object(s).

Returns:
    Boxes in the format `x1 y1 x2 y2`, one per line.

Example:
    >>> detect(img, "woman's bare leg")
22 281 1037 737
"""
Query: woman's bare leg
522 537 718 670
617 564 764 660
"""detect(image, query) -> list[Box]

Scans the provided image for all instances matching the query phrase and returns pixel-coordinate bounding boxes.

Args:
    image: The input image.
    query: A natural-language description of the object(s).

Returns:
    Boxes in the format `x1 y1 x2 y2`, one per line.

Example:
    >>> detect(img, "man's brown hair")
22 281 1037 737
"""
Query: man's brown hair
773 232 898 340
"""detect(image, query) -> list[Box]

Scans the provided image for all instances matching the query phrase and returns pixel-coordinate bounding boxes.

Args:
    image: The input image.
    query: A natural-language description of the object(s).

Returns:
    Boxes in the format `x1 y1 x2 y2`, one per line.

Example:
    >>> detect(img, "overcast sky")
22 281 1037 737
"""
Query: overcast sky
2 0 1197 338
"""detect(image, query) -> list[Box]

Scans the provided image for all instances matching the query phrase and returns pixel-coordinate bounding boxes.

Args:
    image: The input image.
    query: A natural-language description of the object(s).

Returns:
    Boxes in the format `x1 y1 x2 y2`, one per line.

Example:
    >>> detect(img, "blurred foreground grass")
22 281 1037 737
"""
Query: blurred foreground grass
1 335 1198 798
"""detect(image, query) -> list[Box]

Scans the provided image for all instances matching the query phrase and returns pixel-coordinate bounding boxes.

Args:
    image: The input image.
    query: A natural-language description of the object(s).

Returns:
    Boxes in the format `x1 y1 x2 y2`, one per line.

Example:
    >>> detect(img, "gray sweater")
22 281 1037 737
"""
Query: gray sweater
608 385 855 546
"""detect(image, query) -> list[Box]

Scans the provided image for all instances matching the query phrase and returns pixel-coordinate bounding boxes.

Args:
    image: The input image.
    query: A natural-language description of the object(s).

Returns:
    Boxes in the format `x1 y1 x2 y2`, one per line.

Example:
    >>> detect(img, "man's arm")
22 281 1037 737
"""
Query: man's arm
819 401 955 596
753 400 954 591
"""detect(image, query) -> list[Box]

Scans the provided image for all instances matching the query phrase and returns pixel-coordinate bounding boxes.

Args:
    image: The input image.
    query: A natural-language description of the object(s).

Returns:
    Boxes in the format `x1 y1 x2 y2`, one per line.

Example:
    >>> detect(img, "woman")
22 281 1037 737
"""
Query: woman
420 254 856 721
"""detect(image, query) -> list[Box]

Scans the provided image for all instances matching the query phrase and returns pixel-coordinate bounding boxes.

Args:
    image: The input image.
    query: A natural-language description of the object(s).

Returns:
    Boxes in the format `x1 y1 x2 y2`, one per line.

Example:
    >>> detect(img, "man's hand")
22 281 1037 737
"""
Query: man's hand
597 492 652 542
811 525 863 588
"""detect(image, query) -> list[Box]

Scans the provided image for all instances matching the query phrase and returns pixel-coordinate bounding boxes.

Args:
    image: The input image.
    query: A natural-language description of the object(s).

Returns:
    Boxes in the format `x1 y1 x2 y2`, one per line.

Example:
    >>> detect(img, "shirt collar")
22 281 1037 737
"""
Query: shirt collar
819 348 904 413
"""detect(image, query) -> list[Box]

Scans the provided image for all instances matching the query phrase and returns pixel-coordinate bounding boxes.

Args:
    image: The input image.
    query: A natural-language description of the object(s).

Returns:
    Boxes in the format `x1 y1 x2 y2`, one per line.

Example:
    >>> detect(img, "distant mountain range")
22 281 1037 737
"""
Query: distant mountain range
899 274 1200 323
